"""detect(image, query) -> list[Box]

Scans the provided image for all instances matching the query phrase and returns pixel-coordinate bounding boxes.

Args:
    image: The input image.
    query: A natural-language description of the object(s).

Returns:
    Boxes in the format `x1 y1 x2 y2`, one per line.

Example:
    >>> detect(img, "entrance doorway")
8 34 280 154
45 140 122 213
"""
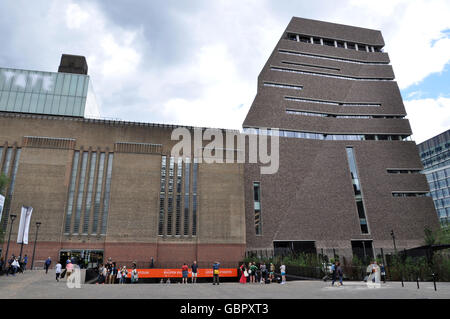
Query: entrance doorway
351 240 374 263
59 250 103 269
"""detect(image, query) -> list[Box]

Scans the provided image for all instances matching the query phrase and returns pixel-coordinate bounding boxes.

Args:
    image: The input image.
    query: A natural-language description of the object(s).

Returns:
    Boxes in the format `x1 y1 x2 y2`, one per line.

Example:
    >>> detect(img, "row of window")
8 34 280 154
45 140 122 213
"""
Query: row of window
423 158 450 172
286 33 383 52
434 197 450 209
242 127 410 141
428 177 450 192
425 168 450 183
64 151 113 235
281 60 340 72
430 188 450 200
392 192 429 197
263 82 303 90
421 149 449 169
278 49 388 66
286 109 404 119
158 156 198 237
420 143 450 159
285 96 381 107
271 66 392 81
438 207 450 218
387 169 421 174
0 146 21 231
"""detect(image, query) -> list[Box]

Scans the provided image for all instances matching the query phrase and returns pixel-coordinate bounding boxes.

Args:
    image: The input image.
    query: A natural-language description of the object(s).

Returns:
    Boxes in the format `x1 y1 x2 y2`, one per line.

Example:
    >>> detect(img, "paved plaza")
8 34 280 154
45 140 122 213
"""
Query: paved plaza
1 270 449 299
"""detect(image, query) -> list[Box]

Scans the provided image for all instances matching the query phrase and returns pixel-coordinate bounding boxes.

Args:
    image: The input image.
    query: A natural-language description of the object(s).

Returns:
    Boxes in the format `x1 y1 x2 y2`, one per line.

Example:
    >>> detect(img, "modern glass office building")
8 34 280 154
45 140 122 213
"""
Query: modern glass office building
418 130 450 226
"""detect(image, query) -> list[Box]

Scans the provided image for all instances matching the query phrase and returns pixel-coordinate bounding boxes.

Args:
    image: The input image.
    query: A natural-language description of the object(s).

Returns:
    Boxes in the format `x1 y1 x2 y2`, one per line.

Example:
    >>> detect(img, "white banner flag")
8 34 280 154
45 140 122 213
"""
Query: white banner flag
17 206 33 245
0 194 4 223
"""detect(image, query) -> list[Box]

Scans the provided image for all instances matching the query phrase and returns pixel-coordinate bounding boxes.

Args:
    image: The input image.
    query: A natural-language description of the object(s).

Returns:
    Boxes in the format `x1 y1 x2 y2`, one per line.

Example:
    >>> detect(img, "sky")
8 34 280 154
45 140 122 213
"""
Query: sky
0 0 449 144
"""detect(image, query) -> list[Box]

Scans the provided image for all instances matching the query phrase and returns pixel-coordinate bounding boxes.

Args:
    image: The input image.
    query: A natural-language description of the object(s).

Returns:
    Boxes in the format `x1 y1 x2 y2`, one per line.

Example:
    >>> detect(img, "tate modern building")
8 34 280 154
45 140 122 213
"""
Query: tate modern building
0 17 439 267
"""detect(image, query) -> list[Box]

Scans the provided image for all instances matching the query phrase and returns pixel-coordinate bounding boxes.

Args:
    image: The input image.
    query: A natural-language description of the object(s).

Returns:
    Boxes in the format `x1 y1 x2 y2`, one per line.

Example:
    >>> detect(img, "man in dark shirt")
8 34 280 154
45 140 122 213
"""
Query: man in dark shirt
191 261 198 284
212 261 220 285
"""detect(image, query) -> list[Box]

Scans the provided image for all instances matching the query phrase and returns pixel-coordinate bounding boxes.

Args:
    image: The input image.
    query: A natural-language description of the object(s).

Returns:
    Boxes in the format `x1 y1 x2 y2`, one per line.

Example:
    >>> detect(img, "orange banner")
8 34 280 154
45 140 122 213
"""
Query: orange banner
126 268 237 278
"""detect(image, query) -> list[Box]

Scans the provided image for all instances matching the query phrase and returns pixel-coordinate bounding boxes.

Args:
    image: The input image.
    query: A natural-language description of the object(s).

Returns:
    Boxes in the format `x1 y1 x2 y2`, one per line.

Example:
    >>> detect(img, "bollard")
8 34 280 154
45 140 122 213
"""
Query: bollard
416 277 419 289
432 273 437 291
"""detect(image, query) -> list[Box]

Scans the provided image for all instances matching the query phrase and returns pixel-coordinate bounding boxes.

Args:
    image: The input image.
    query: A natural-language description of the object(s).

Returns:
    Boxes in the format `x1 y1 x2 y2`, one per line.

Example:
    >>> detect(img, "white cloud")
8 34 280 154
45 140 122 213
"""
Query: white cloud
340 0 450 90
404 97 450 143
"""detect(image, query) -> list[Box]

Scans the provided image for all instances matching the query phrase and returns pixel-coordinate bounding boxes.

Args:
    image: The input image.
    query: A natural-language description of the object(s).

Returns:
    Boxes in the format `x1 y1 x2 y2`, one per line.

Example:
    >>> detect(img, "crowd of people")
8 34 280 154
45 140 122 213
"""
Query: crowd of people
1 253 387 287
95 258 134 284
0 254 29 276
238 261 287 284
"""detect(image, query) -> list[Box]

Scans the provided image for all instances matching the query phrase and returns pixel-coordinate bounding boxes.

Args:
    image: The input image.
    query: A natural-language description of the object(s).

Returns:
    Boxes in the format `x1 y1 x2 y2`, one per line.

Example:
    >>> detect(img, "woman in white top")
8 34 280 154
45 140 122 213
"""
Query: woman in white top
55 262 62 282
280 264 286 284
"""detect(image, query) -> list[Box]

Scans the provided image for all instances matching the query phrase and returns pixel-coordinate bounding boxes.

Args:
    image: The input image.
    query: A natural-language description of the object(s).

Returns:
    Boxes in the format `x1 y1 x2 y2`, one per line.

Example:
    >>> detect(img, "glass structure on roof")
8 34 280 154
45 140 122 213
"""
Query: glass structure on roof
0 67 89 117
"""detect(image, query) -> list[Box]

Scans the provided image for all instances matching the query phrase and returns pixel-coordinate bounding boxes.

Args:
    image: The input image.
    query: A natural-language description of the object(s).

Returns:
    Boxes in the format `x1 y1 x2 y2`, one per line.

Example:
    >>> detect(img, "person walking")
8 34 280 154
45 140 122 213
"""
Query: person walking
212 261 220 285
44 257 52 274
280 264 286 284
22 255 28 271
181 263 189 284
330 261 337 285
191 261 198 284
66 260 74 280
336 262 343 286
55 261 62 282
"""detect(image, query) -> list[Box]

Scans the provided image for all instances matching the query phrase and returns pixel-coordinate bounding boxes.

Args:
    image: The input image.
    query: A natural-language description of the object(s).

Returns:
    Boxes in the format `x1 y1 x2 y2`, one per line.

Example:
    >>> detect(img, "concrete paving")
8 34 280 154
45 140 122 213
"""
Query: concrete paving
1 270 449 299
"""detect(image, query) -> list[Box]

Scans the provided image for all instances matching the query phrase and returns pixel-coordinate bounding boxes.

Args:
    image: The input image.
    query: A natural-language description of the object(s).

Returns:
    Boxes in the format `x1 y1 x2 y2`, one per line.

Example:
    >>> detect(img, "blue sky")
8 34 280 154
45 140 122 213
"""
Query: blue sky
0 0 449 144
401 65 450 100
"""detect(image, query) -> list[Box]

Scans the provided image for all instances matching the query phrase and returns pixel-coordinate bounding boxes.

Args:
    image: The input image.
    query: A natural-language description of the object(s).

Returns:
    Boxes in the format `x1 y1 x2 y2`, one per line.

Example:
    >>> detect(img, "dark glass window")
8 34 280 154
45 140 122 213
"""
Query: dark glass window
347 43 356 50
254 182 262 235
299 36 311 43
323 39 334 46
346 147 369 234
158 156 167 235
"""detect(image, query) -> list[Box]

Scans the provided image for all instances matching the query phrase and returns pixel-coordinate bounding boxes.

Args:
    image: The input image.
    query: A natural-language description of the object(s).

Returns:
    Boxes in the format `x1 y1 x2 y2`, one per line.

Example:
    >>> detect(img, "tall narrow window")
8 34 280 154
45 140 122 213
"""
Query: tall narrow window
65 151 80 233
83 152 97 234
100 153 113 235
166 157 174 235
1 148 21 231
346 147 369 234
192 158 198 236
175 158 182 235
184 158 191 236
73 151 88 234
92 152 105 234
254 182 262 235
2 147 13 175
158 156 167 235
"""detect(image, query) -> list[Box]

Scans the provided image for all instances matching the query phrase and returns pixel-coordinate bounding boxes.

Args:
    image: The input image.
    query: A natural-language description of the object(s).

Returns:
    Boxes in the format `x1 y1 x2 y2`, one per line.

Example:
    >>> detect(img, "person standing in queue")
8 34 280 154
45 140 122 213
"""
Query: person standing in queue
212 261 220 285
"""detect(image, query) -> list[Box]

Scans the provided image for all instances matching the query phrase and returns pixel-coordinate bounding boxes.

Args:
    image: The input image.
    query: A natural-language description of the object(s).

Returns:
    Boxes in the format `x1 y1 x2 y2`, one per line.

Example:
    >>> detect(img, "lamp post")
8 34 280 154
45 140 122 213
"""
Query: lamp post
390 230 397 253
3 214 17 270
30 222 41 270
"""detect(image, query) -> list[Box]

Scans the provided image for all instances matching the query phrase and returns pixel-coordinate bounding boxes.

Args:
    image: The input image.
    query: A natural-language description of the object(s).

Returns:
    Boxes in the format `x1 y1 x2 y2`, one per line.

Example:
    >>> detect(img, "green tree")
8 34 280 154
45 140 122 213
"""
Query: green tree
0 172 10 194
